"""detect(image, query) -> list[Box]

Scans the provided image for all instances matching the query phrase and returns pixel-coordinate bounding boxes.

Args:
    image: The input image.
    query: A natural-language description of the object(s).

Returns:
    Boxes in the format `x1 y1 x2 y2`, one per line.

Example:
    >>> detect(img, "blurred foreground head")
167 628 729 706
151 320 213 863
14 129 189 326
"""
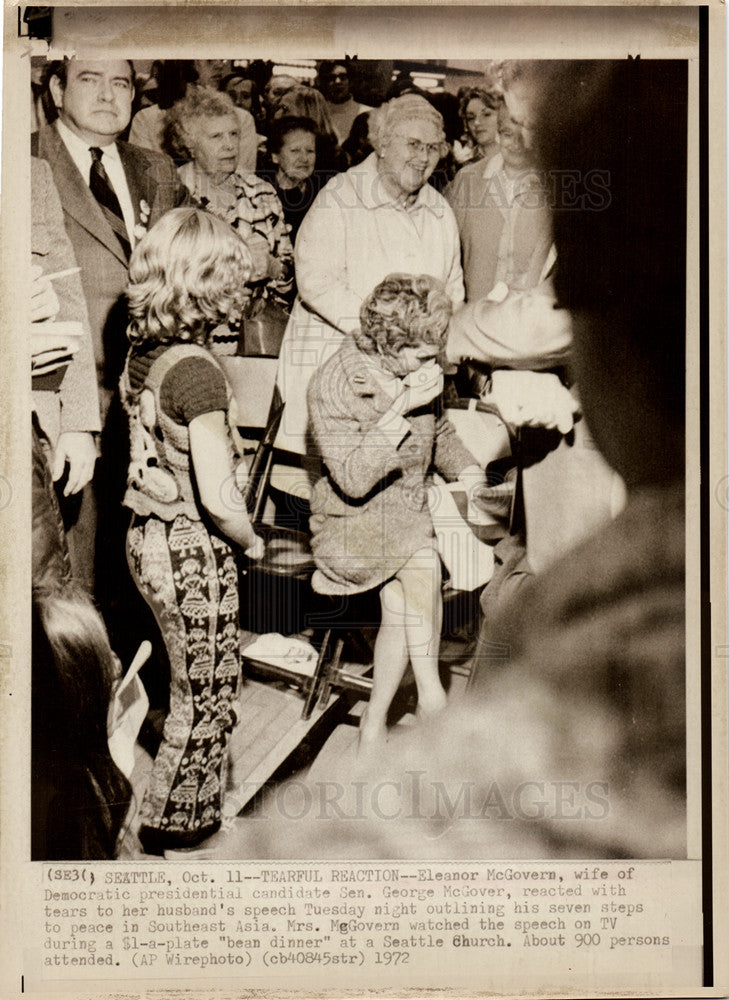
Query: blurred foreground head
529 60 687 487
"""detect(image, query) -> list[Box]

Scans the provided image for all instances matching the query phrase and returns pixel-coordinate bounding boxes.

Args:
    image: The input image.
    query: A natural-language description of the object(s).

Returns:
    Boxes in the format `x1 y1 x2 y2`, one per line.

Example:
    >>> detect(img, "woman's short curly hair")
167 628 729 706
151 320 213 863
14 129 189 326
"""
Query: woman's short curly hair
126 208 252 346
458 86 502 125
163 85 238 161
356 273 452 358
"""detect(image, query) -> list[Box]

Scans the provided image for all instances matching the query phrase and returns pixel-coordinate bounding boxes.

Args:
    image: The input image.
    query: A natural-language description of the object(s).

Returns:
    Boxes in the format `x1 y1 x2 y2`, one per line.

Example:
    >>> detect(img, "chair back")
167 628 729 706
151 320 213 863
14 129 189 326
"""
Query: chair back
242 387 285 525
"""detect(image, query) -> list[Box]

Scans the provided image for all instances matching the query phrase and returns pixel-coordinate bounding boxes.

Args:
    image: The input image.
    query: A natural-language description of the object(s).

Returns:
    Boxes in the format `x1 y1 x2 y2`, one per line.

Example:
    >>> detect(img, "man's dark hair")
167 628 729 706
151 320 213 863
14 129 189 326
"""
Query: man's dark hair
48 57 136 89
317 59 348 83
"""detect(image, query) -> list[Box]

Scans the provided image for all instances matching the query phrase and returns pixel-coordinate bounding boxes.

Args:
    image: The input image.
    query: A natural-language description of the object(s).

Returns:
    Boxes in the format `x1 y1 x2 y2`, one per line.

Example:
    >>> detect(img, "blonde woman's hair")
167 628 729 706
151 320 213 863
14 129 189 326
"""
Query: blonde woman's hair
126 207 252 345
275 85 337 142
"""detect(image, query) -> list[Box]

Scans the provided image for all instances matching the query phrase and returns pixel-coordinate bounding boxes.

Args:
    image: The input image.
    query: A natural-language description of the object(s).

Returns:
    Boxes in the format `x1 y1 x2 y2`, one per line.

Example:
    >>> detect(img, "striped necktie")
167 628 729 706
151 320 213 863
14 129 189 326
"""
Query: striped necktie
89 146 131 260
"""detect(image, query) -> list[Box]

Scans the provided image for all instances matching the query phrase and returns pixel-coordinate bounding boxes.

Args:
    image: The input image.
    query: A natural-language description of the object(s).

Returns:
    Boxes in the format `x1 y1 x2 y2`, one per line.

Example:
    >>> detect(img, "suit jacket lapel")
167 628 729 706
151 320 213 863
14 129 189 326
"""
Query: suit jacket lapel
119 142 157 229
40 125 128 266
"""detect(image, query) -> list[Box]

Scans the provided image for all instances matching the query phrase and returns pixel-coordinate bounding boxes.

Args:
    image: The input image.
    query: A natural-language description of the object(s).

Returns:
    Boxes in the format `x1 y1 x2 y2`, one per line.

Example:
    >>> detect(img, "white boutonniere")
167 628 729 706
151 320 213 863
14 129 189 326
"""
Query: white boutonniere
134 199 151 242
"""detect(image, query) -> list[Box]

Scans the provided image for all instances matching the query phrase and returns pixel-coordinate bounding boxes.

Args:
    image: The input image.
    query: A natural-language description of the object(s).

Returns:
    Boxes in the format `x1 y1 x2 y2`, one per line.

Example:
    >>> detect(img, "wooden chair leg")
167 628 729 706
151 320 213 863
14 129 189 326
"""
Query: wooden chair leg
302 628 332 720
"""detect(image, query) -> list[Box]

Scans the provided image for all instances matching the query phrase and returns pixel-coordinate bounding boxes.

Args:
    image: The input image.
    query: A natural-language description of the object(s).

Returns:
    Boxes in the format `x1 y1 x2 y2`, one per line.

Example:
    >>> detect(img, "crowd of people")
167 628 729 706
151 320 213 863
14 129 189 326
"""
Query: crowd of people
29 56 687 861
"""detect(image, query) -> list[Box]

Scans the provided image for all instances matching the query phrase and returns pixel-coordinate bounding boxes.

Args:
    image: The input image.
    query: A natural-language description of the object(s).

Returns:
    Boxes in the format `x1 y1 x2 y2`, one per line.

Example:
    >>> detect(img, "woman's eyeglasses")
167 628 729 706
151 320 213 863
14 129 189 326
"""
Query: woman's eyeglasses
397 135 445 159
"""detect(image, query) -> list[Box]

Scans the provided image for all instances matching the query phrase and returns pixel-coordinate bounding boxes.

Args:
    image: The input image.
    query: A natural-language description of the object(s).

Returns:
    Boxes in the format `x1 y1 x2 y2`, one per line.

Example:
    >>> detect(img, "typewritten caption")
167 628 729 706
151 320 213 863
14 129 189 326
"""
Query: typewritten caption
25 861 693 989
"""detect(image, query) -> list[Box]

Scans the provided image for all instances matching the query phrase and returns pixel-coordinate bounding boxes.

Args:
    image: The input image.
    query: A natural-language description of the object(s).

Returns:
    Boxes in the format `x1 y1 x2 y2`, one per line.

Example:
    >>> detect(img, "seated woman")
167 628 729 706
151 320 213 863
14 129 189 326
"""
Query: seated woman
267 115 329 244
120 208 264 855
307 274 483 746
164 87 294 324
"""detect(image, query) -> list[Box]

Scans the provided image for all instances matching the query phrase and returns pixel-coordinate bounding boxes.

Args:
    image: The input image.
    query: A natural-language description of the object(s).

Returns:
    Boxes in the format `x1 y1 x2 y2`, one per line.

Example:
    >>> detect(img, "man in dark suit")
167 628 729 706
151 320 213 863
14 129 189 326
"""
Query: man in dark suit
32 57 189 607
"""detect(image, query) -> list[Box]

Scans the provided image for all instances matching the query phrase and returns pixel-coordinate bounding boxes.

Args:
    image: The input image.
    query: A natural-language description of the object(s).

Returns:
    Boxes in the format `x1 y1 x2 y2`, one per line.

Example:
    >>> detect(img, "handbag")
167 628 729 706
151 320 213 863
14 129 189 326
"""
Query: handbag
240 298 290 357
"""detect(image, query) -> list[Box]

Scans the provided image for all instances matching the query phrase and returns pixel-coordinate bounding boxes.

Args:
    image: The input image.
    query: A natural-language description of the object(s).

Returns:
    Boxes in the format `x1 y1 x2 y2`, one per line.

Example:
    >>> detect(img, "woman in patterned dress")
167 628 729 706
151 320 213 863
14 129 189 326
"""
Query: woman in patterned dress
120 208 263 855
164 87 295 328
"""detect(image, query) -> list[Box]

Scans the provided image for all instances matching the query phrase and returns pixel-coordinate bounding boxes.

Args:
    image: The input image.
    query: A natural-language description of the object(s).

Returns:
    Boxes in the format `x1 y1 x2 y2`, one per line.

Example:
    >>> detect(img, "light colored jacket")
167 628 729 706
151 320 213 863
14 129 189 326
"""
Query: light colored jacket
445 153 552 303
31 157 100 446
307 336 476 594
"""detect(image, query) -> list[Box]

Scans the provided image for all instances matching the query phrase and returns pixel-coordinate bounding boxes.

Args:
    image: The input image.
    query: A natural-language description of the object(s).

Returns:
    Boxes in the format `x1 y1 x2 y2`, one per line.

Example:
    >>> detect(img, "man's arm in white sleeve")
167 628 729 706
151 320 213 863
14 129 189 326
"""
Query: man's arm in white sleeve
446 277 572 371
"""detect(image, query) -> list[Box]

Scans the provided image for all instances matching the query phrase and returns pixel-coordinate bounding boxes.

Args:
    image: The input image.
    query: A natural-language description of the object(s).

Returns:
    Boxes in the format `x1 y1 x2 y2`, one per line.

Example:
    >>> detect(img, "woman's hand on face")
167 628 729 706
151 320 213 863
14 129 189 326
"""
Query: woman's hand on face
392 361 443 416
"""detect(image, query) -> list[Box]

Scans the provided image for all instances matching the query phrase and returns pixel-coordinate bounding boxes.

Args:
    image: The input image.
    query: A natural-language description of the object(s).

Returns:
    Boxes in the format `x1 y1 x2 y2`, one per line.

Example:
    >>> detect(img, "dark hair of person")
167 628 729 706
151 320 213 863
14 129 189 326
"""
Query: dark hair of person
341 109 373 168
428 89 463 146
221 70 264 123
33 61 60 124
385 75 426 102
532 59 687 485
48 57 136 90
268 114 318 155
32 586 133 860
151 59 198 110
316 59 348 84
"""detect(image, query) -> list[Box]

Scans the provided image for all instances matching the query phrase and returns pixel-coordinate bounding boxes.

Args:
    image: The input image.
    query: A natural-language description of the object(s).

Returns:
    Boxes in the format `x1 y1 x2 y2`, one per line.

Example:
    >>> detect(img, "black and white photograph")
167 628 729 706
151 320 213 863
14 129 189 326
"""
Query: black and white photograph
1 2 726 997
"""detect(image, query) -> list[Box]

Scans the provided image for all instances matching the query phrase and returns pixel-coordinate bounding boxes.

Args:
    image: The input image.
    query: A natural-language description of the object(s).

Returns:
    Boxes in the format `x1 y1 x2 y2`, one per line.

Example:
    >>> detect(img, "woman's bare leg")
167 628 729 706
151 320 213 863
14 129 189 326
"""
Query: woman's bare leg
398 546 447 718
359 579 409 746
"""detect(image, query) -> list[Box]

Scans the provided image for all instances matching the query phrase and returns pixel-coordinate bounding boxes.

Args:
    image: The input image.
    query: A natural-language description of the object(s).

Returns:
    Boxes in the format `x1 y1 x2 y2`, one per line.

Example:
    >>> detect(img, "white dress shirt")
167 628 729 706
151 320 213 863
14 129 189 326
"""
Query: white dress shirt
56 118 138 249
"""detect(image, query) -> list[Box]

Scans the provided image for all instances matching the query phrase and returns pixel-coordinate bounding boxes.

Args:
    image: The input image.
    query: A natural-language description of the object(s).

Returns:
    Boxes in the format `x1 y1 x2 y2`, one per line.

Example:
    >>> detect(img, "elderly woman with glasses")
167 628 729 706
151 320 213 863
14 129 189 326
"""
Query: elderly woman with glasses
276 94 465 456
165 87 294 321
